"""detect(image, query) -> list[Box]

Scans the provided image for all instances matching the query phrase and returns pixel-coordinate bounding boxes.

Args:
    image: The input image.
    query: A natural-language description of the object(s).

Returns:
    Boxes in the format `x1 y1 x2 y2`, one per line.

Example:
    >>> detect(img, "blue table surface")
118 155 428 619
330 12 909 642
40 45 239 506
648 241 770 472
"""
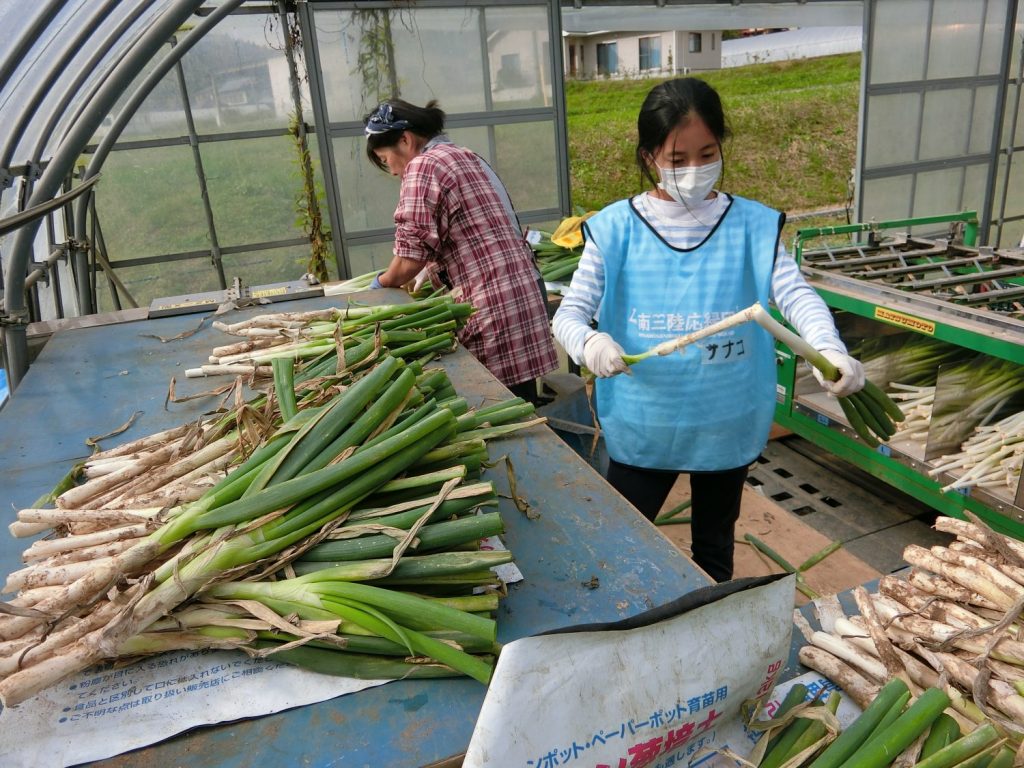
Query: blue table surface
0 292 711 768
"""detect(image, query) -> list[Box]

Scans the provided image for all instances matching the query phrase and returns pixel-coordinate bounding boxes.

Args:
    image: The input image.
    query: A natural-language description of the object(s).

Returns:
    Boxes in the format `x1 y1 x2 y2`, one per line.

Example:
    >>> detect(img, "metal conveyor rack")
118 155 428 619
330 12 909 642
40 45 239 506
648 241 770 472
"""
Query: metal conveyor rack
772 212 1024 539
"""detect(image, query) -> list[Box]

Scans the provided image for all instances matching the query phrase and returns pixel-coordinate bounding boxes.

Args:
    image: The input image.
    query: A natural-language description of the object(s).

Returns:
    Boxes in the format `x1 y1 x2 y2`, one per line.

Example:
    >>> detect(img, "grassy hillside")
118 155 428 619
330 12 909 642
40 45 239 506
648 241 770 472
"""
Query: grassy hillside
565 53 861 232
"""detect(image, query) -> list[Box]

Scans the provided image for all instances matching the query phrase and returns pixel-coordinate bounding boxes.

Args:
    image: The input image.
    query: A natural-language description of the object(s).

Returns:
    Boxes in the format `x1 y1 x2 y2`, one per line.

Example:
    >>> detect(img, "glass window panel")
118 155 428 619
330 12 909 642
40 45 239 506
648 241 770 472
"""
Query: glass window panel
919 89 971 160
1005 147 1024 224
967 85 998 155
979 0 1012 75
962 163 990 219
104 41 191 143
335 122 549 237
315 7 487 121
181 13 303 134
446 126 491 162
485 6 552 109
97 258 219 313
493 121 558 212
221 243 327 286
202 136 307 247
864 93 922 168
996 218 1024 248
1004 85 1024 148
1012 0 1024 74
912 167 967 217
861 176 914 222
870 0 930 84
638 36 661 72
392 8 486 113
346 241 398 277
334 135 403 233
313 9 381 122
96 146 210 262
989 151 1024 247
597 43 618 75
927 0 986 80
398 124 553 211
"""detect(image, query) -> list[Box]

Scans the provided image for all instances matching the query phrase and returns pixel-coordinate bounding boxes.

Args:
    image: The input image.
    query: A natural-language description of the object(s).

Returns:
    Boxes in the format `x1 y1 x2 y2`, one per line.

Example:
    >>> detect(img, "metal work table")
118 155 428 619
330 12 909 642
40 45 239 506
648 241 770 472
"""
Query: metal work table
0 291 711 767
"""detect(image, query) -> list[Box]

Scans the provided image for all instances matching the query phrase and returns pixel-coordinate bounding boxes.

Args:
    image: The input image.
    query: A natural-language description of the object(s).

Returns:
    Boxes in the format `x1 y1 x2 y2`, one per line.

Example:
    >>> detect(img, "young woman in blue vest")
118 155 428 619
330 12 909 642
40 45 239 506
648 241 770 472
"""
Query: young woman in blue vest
552 78 864 582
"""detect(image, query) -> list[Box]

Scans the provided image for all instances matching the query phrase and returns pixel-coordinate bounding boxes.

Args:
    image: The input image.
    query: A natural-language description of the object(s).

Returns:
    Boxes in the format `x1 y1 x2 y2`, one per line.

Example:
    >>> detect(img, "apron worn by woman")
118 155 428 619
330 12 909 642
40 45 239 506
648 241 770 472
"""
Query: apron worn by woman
585 194 783 471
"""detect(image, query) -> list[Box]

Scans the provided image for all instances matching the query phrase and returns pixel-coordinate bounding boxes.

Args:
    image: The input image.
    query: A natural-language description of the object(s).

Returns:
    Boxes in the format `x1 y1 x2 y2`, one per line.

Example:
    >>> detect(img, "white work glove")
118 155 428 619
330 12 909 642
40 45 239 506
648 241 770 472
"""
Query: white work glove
412 267 430 292
582 333 629 378
812 349 865 398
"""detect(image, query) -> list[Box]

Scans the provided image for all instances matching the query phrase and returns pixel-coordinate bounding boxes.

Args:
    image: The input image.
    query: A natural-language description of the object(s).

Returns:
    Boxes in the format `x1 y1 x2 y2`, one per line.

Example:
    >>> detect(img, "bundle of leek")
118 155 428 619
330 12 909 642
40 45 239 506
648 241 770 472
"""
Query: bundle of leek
848 335 974 389
925 358 1024 454
621 302 905 447
0 344 543 705
531 213 594 284
326 270 380 294
793 515 1024 766
755 678 1011 768
886 383 935 444
187 296 473 378
928 409 1024 494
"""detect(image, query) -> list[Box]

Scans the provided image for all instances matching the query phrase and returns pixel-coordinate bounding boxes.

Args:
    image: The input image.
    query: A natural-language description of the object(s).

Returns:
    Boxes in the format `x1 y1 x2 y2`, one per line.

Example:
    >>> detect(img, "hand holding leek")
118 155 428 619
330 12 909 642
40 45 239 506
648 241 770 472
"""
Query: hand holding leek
812 350 865 398
614 302 904 447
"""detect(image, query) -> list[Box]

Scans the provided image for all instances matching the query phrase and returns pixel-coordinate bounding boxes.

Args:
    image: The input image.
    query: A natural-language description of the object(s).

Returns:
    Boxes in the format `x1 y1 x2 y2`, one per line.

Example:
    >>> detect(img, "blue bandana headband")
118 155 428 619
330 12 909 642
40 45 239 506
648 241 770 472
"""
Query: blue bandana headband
365 103 411 136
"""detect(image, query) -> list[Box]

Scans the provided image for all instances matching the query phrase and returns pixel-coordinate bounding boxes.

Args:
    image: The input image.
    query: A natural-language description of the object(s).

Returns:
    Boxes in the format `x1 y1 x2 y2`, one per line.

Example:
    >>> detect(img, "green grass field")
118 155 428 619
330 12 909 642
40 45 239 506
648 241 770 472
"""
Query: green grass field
566 53 861 245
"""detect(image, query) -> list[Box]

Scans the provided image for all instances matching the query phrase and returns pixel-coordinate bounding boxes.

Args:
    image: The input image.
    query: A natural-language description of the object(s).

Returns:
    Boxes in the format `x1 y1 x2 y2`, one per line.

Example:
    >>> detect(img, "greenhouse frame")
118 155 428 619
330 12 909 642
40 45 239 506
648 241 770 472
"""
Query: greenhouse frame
2 0 1024 394
0 0 569 389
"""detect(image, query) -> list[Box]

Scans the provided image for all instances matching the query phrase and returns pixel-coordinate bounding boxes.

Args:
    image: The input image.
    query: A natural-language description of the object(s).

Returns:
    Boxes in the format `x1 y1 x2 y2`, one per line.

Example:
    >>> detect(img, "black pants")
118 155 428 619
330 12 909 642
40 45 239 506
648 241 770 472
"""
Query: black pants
605 458 749 583
507 380 541 405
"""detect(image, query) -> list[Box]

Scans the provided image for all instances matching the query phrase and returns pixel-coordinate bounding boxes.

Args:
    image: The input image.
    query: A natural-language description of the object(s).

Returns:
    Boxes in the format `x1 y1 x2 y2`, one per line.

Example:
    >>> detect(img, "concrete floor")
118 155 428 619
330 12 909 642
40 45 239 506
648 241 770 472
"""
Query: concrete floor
652 434 956 599
745 435 953 574
537 376 955 594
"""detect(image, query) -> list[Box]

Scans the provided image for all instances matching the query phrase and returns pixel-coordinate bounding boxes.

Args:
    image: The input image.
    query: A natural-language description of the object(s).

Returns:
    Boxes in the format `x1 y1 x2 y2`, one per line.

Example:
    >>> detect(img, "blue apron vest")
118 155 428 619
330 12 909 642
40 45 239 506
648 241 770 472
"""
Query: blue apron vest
586 194 783 471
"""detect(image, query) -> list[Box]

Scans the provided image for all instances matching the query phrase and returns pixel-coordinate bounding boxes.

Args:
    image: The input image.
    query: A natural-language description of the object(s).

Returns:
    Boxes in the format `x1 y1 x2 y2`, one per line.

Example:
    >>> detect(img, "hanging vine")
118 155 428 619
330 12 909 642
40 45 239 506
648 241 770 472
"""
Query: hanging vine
289 112 330 282
352 9 400 108
273 11 331 282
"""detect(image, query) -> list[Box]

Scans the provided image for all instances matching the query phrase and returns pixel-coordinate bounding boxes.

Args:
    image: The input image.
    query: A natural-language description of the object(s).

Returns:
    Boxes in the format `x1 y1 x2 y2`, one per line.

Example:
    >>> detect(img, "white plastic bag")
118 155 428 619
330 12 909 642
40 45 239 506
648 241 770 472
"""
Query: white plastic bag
465 574 795 768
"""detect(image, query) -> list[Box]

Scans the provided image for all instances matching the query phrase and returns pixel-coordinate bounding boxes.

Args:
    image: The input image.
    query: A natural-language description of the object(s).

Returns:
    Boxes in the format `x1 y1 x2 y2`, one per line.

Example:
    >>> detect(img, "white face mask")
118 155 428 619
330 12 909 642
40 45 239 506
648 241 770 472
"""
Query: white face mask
657 159 722 206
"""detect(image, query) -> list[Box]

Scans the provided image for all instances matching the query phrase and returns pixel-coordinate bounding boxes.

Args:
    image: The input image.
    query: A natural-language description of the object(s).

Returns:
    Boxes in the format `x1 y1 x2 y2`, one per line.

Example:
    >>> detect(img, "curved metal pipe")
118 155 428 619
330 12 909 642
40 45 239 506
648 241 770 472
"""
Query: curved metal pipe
2 0 208 390
0 1 65 117
0 175 100 236
1 0 157 218
47 0 164 164
29 0 159 163
70 0 246 315
0 0 126 169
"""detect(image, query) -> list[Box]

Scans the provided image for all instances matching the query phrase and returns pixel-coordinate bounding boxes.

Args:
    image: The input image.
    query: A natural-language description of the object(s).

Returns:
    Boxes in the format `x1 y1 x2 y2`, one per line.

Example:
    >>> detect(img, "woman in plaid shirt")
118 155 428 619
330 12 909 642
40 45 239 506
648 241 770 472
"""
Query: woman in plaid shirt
364 99 558 403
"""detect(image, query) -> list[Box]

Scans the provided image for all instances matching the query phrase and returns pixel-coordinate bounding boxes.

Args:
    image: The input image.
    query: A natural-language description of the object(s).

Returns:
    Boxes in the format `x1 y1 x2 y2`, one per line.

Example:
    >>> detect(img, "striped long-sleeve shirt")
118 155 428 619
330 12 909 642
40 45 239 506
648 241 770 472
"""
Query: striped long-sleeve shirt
552 192 847 363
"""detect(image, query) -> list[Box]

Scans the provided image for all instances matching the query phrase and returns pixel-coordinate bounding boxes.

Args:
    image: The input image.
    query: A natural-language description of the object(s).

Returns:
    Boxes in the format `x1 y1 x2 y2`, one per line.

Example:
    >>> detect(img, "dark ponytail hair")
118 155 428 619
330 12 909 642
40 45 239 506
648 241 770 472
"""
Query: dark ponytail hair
365 98 446 171
635 78 730 189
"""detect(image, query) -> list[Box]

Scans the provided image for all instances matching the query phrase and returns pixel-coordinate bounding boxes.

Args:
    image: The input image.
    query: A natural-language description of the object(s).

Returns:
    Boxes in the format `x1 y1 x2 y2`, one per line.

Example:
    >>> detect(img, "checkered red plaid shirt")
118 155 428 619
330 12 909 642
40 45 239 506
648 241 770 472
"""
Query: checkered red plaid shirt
392 141 558 387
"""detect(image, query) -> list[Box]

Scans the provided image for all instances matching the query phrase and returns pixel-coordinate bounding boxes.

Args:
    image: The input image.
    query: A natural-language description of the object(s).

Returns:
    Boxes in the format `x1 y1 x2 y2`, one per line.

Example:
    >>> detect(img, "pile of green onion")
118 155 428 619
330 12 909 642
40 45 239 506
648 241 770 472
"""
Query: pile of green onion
0 298 541 705
752 679 1010 768
531 235 582 284
787 514 1024 767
